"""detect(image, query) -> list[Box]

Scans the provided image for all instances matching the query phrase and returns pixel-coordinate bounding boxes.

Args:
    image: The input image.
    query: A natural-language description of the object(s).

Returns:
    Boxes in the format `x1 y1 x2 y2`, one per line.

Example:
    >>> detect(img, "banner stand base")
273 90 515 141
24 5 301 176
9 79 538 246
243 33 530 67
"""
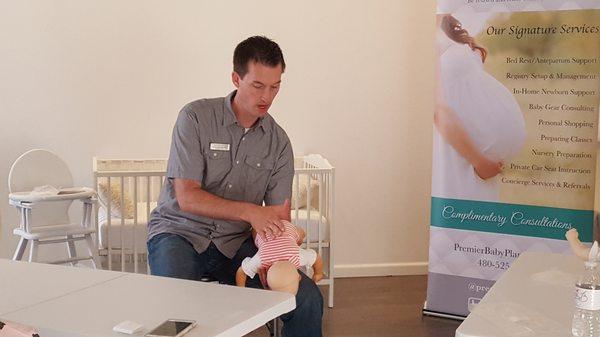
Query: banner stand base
422 303 466 321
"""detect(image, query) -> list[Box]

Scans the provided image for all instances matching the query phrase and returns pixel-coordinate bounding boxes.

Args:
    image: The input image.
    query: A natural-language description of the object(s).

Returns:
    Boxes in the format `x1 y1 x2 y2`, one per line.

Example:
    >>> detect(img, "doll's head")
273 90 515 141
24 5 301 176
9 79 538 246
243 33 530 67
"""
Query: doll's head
267 260 300 295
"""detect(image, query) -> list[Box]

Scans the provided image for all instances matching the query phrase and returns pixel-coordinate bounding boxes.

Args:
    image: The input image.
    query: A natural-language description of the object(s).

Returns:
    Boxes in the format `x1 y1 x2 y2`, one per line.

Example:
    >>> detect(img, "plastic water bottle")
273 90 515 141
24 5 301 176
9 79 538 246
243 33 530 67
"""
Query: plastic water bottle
573 260 600 337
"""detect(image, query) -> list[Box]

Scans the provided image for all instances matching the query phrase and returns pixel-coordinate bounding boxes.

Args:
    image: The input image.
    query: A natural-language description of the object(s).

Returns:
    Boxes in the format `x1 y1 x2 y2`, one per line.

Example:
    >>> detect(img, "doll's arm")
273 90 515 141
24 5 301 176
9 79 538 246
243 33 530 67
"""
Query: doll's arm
299 248 322 282
295 226 306 245
566 228 592 260
236 267 247 287
312 254 324 283
237 254 262 287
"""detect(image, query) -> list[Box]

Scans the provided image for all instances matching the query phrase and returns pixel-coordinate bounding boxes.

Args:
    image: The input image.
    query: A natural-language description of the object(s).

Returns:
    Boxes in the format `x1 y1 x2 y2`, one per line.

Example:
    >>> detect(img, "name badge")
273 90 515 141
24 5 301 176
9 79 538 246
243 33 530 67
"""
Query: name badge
210 143 231 151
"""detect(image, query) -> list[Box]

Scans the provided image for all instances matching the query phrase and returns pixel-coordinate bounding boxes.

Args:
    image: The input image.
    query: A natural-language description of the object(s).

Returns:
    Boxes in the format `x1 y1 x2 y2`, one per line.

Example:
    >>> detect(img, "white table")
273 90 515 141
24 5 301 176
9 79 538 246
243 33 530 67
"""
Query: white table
0 259 124 314
456 251 582 337
0 259 295 337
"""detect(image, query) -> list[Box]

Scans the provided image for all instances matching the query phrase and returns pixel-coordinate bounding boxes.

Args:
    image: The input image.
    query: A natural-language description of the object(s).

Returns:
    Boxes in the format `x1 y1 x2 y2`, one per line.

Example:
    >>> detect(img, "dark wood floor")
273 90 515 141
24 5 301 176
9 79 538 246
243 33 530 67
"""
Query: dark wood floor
246 275 461 337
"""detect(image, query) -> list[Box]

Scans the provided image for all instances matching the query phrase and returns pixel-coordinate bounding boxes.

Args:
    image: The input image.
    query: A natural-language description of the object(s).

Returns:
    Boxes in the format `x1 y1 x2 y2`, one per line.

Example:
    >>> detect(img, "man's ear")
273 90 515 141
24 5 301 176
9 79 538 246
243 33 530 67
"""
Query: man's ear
232 71 241 88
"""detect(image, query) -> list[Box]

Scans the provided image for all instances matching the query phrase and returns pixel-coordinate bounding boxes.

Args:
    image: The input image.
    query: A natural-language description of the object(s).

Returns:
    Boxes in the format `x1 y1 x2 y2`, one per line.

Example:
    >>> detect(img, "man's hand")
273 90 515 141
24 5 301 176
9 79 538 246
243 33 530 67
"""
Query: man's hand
247 199 291 240
173 179 293 240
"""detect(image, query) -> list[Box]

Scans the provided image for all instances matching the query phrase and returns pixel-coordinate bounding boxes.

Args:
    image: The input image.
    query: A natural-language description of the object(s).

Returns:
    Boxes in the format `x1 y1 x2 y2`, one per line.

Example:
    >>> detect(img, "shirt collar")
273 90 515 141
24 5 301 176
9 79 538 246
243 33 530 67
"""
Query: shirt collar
223 90 271 133
223 91 238 127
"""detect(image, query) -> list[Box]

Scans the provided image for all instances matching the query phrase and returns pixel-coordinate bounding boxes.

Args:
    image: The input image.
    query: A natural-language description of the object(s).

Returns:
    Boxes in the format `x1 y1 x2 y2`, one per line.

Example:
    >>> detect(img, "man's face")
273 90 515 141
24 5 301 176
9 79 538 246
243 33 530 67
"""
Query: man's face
232 61 283 119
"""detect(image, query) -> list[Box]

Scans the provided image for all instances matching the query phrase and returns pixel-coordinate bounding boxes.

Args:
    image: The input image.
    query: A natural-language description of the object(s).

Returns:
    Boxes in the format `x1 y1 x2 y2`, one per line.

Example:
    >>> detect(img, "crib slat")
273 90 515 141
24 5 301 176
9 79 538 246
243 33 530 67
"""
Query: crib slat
318 174 323 256
294 173 300 223
146 175 151 275
107 177 112 271
93 175 99 252
146 176 151 227
133 176 139 274
306 173 311 250
120 176 125 272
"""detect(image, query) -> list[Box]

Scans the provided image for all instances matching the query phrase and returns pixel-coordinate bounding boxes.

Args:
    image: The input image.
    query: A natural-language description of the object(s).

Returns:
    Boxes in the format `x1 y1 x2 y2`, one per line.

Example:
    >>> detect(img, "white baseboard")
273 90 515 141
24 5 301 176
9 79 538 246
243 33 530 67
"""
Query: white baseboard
334 261 428 278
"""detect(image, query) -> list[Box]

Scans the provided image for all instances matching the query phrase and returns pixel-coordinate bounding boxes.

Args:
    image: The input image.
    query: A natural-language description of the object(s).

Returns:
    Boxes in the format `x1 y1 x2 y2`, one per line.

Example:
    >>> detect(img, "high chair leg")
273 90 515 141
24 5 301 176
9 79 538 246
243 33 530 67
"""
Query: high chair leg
28 241 39 262
13 238 28 261
66 235 77 266
84 234 101 269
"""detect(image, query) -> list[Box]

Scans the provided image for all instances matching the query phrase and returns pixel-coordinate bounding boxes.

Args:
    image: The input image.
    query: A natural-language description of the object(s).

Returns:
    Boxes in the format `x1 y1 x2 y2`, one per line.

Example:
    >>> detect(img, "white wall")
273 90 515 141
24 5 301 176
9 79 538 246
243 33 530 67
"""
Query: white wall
0 0 436 276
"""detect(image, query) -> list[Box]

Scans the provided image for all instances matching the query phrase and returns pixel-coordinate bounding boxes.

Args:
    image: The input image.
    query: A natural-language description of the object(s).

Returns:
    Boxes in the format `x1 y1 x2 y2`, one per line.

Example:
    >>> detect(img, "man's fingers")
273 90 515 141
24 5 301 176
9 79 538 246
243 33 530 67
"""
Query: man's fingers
266 224 282 239
273 220 285 233
264 222 284 240
263 226 274 241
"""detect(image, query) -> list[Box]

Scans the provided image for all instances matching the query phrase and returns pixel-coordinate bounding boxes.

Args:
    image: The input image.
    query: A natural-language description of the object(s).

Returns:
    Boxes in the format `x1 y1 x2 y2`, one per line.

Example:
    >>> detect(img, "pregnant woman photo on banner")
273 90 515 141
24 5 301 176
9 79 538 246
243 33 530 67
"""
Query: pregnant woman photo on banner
432 14 526 202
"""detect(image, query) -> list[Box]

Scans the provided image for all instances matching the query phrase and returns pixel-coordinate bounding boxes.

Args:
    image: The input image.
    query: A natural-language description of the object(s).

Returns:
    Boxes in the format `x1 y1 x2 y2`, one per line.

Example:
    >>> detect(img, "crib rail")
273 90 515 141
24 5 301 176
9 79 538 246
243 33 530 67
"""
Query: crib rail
93 158 166 273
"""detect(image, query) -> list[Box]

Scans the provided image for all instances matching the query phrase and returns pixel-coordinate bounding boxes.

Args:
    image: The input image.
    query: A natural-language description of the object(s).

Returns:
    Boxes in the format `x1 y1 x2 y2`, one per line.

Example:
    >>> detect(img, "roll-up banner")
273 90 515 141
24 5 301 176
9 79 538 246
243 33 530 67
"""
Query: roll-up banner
426 0 600 318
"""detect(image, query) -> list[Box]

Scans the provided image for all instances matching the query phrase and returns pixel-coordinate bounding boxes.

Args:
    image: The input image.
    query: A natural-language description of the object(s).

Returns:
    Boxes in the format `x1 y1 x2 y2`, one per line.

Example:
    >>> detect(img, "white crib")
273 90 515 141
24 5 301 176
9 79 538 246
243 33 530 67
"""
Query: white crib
92 154 335 307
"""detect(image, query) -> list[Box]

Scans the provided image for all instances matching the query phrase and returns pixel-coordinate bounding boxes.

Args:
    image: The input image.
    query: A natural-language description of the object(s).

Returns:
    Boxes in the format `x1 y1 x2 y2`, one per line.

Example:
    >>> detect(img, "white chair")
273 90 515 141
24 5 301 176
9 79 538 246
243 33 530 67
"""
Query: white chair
8 149 101 267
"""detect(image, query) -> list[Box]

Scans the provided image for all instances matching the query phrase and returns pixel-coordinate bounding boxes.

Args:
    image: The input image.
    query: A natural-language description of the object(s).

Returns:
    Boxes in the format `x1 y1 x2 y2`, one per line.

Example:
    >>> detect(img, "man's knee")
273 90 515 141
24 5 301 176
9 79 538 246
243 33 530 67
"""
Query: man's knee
147 233 201 280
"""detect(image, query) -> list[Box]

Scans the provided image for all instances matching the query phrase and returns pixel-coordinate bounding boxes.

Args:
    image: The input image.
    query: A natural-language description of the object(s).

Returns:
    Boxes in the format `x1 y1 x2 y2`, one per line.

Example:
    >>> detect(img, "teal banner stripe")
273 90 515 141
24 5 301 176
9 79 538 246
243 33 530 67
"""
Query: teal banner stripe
431 197 593 242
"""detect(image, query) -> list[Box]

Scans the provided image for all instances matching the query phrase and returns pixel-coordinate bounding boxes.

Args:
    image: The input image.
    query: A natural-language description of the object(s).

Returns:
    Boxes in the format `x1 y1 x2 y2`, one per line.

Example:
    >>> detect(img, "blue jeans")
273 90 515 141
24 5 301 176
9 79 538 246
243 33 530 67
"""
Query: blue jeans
148 233 323 337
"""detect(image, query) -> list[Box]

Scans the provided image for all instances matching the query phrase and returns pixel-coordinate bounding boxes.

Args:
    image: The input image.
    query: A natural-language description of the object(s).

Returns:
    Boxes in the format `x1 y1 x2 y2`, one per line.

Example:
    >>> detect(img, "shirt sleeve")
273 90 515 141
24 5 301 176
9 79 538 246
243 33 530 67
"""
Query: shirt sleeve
299 248 317 267
241 253 262 278
264 132 294 206
166 106 205 181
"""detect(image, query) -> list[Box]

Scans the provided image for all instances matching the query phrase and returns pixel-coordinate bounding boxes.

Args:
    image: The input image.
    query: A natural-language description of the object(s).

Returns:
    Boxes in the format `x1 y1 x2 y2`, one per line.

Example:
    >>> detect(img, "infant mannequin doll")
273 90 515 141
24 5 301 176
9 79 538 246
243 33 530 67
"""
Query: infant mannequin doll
236 220 323 295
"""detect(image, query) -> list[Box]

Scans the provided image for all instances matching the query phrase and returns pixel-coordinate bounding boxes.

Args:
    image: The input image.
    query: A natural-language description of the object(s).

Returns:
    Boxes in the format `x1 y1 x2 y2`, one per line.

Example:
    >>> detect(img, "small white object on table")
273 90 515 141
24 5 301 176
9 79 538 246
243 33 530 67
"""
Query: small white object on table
0 259 295 337
455 251 582 337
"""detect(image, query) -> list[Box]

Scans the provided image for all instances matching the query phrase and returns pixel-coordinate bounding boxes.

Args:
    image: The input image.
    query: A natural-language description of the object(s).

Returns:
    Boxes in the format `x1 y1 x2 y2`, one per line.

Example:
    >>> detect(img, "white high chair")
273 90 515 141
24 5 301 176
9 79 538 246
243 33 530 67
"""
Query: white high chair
8 149 101 267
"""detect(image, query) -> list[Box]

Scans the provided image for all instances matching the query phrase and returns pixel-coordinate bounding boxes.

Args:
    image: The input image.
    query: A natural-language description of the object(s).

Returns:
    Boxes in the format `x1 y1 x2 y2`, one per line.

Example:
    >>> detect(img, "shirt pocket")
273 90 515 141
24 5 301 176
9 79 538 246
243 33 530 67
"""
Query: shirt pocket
204 150 231 189
244 155 274 199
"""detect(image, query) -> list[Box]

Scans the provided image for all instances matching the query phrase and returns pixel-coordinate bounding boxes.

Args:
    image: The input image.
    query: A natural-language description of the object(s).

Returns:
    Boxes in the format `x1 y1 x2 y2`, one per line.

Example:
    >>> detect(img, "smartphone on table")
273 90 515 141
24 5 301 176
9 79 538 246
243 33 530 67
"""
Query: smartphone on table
145 319 196 337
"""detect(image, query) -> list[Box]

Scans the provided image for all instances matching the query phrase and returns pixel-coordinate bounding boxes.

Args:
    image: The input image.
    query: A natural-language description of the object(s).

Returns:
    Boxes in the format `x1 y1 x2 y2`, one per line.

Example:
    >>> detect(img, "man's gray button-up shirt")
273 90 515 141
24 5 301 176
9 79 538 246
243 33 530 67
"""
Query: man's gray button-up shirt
147 91 294 258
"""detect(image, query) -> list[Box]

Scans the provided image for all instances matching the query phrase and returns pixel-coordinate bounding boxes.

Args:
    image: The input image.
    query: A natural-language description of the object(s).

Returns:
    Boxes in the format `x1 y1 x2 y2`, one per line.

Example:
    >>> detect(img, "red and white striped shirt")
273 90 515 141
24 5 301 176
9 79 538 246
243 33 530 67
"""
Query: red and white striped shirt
255 220 301 269
241 221 317 278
